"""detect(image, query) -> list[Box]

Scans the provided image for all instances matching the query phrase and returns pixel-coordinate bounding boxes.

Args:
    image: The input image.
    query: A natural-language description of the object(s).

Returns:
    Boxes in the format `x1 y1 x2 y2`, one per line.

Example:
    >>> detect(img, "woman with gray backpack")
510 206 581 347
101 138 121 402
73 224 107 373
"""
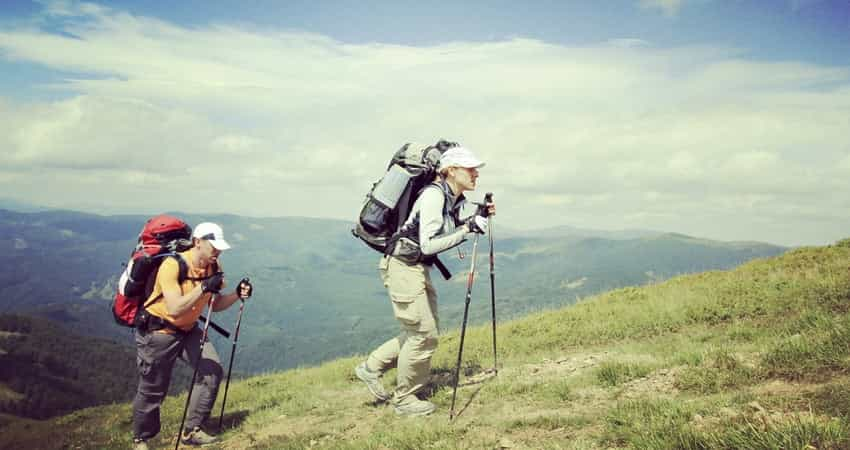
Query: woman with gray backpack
355 145 495 417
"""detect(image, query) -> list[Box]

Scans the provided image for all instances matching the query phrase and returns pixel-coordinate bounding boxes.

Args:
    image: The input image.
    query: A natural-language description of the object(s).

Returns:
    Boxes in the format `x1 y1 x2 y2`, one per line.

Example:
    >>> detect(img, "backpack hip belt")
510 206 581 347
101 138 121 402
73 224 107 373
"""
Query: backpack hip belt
134 309 189 336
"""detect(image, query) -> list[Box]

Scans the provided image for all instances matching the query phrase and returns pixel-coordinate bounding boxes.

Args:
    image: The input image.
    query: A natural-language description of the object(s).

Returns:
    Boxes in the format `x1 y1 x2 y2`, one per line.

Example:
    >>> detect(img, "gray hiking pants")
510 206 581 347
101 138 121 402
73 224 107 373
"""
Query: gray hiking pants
367 256 439 403
132 326 223 440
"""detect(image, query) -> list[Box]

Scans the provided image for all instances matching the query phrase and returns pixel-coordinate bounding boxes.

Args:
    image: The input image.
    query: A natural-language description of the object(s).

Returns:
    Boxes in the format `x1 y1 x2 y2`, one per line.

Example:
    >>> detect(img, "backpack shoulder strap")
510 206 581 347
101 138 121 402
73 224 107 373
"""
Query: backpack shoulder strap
141 254 218 309
421 181 450 218
395 179 438 233
419 180 443 195
175 254 189 283
415 181 454 280
172 253 218 282
141 252 180 308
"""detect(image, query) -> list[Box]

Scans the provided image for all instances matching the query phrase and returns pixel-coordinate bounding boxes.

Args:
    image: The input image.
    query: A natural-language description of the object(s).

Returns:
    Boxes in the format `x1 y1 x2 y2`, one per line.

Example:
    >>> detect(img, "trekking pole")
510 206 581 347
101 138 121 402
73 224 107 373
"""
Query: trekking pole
175 293 218 450
483 193 498 375
449 232 481 421
218 278 251 431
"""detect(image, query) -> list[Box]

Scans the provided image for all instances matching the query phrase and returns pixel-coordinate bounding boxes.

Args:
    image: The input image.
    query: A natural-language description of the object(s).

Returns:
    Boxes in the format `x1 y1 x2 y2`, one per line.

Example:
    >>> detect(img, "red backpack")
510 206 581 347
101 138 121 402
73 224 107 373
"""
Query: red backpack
111 215 193 327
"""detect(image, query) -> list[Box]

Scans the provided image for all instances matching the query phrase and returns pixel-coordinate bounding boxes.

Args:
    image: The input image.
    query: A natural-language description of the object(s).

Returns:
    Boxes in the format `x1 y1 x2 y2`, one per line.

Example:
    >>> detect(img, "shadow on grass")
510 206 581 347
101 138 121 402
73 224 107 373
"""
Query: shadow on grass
208 409 250 432
424 364 498 420
423 363 484 398
361 397 388 408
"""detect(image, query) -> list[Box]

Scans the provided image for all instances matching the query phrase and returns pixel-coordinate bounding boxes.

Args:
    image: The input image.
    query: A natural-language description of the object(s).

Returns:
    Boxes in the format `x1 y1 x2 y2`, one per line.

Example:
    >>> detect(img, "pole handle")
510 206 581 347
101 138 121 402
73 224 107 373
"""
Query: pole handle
237 277 253 299
478 192 494 217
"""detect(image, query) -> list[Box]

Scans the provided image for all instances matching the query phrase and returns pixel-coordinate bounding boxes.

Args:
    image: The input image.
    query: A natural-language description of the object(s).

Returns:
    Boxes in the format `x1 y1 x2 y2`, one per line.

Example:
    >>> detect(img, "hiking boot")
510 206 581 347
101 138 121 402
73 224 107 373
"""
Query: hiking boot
393 398 436 417
180 427 218 446
132 439 149 450
354 362 389 402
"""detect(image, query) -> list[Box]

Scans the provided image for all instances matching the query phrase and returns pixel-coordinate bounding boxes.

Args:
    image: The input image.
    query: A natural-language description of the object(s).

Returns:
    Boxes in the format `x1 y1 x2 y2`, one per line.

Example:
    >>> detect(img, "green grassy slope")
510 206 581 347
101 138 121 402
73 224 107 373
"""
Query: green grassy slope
2 239 848 450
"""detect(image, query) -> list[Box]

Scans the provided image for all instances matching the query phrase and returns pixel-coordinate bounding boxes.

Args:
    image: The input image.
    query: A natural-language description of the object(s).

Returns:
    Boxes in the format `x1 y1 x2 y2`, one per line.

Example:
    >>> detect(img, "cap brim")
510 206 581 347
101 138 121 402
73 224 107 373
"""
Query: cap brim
209 239 231 251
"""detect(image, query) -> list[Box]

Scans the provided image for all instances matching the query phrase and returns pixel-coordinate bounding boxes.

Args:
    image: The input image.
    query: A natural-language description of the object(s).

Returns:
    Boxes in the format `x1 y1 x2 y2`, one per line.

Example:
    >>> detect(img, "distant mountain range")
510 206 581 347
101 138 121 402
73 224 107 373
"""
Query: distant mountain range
0 208 787 377
499 223 664 241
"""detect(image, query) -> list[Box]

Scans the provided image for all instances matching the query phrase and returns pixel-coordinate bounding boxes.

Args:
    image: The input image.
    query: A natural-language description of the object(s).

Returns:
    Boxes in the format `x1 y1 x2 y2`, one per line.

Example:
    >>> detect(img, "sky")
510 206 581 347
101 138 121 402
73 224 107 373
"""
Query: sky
0 0 848 247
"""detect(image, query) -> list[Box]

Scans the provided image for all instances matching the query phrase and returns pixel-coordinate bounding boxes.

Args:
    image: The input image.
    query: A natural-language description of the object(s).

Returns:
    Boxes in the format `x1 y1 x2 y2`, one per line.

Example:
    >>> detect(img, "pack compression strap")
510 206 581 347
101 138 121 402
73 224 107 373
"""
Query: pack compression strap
423 181 460 280
433 257 452 280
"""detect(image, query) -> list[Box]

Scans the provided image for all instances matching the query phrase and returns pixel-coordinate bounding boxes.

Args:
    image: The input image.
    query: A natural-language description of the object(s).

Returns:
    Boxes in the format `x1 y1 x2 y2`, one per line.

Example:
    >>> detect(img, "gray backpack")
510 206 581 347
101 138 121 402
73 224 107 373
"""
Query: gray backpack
352 140 457 254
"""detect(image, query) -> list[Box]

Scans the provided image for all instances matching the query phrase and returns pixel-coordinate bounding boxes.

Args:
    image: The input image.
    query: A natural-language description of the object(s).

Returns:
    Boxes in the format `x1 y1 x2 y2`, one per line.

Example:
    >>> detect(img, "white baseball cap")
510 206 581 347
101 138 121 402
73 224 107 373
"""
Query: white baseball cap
439 146 486 170
192 222 231 251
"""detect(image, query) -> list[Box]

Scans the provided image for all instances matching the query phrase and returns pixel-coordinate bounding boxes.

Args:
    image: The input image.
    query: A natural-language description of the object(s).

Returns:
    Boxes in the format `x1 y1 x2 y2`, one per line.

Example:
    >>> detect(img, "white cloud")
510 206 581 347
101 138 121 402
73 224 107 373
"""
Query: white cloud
210 135 262 154
0 2 848 246
534 194 576 206
725 151 780 173
0 96 212 172
840 154 850 171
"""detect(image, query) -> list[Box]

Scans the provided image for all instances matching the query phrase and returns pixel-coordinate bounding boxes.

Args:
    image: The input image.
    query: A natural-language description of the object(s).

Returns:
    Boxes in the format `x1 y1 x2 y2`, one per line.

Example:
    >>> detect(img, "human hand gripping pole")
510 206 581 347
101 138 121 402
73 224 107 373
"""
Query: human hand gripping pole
201 272 224 293
465 214 488 234
197 272 231 338
466 193 495 234
218 277 253 431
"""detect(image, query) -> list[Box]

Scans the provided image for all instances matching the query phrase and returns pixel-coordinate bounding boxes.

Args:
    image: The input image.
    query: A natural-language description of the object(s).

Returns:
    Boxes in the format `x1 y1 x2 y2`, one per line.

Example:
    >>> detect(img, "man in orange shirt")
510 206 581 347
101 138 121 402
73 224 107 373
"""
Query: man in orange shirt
132 222 252 449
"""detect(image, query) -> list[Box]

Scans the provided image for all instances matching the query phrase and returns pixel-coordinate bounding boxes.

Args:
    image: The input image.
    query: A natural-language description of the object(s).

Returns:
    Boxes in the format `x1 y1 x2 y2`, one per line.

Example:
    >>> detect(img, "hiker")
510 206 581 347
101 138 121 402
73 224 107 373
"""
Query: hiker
355 145 496 416
132 222 252 449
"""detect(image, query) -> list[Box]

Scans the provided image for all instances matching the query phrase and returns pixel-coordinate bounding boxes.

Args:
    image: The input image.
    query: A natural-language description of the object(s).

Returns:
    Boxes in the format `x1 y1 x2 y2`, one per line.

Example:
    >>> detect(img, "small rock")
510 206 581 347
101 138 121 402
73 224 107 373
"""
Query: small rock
498 437 515 448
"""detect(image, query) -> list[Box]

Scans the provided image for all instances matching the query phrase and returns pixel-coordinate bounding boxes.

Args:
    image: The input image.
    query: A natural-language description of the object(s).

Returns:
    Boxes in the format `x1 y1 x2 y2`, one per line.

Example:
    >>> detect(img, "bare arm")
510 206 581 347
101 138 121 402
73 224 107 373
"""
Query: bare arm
159 259 206 316
160 259 241 314
212 291 240 311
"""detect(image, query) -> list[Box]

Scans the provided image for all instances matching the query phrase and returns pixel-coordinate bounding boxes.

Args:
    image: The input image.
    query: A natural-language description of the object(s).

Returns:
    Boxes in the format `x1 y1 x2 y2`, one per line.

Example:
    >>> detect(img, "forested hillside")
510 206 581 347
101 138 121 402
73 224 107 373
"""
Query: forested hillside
0 315 193 421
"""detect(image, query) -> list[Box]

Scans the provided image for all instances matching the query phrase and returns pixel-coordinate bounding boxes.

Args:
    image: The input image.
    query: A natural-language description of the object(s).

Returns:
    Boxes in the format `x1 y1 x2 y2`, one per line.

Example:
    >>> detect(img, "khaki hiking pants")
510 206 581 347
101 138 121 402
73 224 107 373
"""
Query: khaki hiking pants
132 326 223 440
367 255 439 403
